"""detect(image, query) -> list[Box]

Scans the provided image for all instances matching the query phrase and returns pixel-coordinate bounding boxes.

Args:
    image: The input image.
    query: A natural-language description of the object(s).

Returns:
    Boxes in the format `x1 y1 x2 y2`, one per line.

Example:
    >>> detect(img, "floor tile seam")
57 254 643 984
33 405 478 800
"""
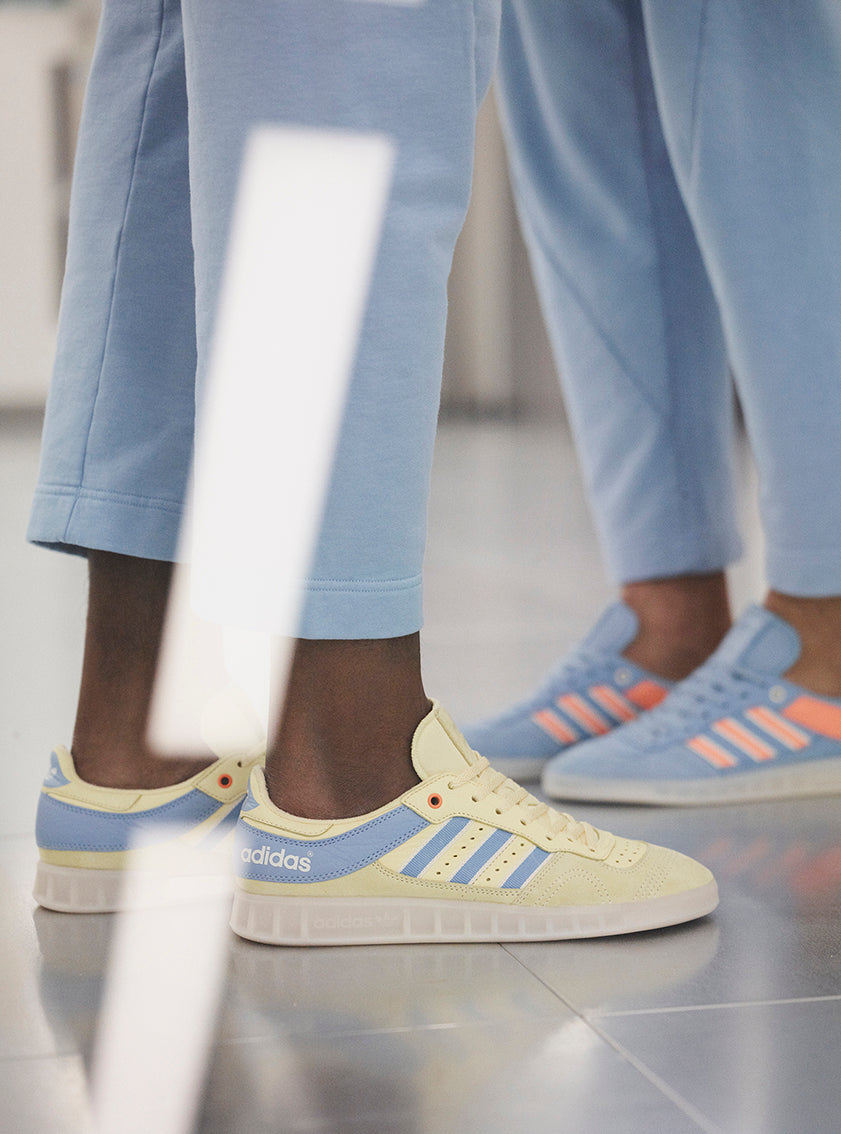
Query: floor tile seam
498 950 722 1134
588 992 841 1019
500 942 593 1016
0 1049 82 1066
216 1010 572 1047
584 1018 725 1134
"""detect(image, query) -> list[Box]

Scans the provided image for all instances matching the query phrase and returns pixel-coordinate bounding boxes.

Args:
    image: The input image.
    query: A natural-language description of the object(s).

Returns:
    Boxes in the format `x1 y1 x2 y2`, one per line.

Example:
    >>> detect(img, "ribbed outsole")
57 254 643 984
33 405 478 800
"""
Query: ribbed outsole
543 756 841 806
34 861 233 914
229 879 718 946
34 863 128 913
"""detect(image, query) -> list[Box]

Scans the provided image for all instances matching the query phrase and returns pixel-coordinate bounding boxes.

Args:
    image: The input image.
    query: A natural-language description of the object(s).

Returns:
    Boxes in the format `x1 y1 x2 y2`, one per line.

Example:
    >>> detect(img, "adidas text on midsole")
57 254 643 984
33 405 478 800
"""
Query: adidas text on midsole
229 881 718 946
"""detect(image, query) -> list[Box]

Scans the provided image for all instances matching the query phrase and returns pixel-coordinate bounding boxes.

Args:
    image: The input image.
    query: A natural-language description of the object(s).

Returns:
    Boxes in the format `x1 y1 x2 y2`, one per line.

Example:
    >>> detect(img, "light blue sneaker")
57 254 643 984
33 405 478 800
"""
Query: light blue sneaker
462 603 672 781
542 605 841 805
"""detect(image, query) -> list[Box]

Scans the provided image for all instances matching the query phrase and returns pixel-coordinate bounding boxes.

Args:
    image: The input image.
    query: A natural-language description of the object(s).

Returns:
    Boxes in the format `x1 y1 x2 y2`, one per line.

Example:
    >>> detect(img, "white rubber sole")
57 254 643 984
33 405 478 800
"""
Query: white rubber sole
34 861 233 914
542 756 841 806
229 879 718 946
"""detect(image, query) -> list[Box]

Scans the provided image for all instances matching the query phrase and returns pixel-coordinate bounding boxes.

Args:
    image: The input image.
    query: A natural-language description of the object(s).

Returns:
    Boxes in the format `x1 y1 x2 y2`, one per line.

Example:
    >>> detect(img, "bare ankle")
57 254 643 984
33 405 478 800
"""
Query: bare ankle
265 635 428 819
765 591 841 697
70 552 200 789
71 735 214 790
621 572 732 682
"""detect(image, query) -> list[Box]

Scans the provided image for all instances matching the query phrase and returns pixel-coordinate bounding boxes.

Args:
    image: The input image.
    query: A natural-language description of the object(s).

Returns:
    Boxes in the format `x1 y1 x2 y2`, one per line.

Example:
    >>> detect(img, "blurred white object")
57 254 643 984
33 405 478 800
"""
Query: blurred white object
189 126 395 632
90 844 232 1134
151 127 394 754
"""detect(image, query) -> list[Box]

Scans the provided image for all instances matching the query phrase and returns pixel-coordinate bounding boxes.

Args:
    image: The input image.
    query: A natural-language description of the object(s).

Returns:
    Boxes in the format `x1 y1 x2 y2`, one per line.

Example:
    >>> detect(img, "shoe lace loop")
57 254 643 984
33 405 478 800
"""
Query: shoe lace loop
636 661 754 741
448 757 599 851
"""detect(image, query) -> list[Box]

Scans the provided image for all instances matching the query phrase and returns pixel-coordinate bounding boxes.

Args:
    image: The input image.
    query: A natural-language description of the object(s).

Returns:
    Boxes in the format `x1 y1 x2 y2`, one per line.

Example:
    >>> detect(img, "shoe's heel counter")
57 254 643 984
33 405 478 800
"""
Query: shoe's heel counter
35 750 75 851
34 788 51 851
233 769 266 881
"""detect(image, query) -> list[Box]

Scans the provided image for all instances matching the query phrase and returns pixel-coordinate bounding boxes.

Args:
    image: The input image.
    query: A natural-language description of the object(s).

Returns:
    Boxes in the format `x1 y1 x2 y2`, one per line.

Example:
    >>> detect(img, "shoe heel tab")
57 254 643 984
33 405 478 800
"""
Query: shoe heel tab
434 703 479 760
43 747 74 789
243 765 269 813
410 702 481 780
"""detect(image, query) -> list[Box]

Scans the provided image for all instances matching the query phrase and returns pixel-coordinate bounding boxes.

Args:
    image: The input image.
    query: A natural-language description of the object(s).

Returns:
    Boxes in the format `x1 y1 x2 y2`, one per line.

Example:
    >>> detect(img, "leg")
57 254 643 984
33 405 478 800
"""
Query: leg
643 0 841 695
496 0 741 597
75 555 432 809
29 0 196 561
34 0 497 912
178 0 501 814
541 0 841 803
71 551 214 788
622 571 731 681
267 636 430 820
33 0 500 796
499 0 736 673
30 0 205 789
34 1 719 937
464 0 736 775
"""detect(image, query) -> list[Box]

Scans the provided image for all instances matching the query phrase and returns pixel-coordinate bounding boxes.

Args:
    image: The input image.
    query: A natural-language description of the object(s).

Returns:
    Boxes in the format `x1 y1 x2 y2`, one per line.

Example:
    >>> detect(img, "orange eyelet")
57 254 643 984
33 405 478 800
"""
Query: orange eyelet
218 773 233 789
427 793 443 809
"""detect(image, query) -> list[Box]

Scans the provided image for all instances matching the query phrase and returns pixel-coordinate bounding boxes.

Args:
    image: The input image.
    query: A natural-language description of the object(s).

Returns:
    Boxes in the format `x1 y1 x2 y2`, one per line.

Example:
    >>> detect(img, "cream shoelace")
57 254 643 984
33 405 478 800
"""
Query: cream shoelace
447 757 599 851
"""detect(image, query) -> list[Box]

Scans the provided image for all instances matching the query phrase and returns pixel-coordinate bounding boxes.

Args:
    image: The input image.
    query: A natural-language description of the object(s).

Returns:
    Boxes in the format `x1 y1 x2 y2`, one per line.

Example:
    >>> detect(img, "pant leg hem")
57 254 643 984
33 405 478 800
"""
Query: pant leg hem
607 530 742 586
297 580 424 639
189 562 424 640
767 548 841 597
27 488 182 561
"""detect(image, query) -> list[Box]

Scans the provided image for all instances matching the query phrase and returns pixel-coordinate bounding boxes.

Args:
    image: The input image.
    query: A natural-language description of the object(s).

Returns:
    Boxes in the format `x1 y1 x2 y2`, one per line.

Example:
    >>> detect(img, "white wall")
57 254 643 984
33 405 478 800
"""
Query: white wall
0 5 87 406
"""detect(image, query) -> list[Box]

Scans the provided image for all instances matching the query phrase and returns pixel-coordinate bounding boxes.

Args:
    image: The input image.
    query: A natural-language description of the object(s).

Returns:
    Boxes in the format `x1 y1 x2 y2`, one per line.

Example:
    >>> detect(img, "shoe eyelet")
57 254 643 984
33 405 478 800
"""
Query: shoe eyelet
218 773 233 789
615 667 632 685
427 793 443 810
769 685 787 704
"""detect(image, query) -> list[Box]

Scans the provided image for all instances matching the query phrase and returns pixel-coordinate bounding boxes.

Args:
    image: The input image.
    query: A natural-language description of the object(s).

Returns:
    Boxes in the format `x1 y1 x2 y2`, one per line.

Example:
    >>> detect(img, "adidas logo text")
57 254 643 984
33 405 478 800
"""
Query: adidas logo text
241 845 312 873
312 913 401 931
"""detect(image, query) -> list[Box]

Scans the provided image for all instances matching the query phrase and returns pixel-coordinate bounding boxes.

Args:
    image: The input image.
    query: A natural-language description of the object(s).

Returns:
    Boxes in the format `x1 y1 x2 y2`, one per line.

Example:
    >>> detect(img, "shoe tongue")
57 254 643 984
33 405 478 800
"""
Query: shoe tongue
411 703 479 779
712 604 801 675
580 601 639 655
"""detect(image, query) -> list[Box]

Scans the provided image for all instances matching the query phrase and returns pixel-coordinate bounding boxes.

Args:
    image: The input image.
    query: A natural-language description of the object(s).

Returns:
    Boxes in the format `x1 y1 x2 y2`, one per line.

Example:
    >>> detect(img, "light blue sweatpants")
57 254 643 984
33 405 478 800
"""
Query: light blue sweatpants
27 0 500 638
498 0 841 596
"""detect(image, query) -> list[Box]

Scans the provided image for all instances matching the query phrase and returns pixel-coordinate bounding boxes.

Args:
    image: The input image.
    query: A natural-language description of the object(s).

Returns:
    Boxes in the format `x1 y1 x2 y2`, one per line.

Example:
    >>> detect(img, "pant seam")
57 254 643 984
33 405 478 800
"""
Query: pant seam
629 4 712 572
303 575 422 594
63 0 169 545
687 0 711 190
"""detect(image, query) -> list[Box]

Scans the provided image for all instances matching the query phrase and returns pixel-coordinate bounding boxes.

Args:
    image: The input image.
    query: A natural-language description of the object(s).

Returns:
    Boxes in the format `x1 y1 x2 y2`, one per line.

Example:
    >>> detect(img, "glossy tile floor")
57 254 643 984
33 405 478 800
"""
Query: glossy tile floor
3 414 841 1133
